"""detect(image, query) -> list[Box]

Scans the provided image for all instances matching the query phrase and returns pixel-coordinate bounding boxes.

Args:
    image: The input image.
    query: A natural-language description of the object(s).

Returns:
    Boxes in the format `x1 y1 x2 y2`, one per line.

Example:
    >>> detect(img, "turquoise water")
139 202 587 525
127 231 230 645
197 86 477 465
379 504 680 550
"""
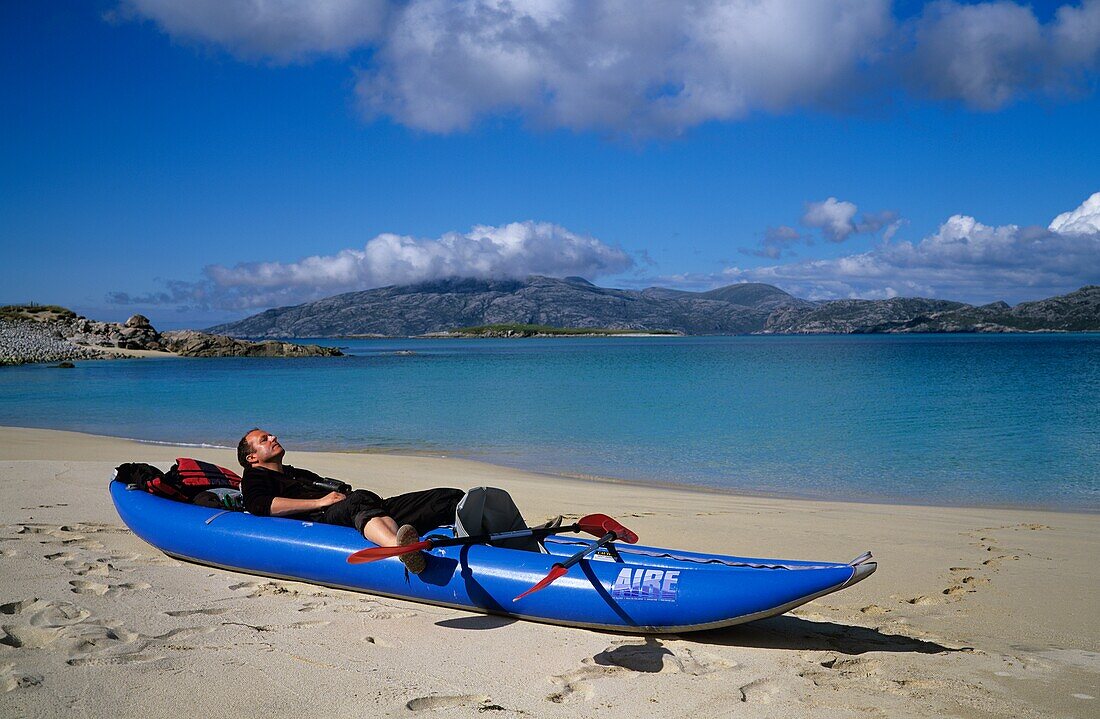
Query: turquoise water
2 334 1097 510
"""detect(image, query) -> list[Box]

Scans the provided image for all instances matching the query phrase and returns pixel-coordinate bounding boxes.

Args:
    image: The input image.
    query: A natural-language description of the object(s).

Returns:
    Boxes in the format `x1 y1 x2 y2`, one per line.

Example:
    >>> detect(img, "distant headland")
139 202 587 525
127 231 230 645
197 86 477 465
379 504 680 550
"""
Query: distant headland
205 276 1100 339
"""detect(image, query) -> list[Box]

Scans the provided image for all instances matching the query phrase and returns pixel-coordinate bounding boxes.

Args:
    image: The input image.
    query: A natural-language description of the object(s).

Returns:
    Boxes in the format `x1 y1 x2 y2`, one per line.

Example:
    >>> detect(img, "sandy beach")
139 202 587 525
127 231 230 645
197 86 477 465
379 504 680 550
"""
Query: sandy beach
0 426 1096 718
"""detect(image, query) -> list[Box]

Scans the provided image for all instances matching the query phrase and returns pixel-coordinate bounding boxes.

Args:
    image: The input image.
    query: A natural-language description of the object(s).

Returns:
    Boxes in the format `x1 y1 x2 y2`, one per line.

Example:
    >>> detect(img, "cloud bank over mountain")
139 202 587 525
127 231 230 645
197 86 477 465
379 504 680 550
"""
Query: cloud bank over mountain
118 0 1100 136
109 194 1099 312
108 221 634 310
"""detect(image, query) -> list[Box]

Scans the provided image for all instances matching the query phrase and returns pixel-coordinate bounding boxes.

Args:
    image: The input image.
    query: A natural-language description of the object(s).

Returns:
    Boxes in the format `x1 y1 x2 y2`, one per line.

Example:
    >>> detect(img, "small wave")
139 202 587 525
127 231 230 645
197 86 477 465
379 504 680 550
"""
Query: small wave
128 437 232 449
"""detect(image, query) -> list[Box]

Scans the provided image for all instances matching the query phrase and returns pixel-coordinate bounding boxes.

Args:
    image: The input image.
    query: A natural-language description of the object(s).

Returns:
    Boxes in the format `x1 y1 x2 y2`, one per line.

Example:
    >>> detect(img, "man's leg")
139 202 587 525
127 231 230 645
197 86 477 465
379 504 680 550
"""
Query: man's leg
346 499 425 574
320 490 411 549
361 515 399 545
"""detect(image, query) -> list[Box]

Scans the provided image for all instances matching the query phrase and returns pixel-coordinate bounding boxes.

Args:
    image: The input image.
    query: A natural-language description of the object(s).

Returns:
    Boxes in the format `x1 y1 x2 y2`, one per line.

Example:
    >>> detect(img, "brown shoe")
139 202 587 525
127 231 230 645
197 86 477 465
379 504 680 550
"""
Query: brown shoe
396 524 426 575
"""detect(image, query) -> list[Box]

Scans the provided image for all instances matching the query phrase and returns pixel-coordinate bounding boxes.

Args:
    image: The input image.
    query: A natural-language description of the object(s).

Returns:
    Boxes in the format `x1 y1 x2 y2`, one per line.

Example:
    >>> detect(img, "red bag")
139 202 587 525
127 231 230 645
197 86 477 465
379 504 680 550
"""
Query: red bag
145 458 242 502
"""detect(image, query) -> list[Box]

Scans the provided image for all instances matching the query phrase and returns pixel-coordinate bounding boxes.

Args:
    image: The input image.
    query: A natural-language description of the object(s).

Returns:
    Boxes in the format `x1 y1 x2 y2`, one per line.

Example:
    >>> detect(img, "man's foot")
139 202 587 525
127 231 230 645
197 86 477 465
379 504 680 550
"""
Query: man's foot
396 524 426 575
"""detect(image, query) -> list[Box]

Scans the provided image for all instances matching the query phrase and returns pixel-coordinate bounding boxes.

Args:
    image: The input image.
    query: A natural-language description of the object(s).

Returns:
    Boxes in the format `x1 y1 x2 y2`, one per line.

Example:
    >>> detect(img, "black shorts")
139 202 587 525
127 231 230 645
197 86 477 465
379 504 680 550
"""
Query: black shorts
315 488 465 535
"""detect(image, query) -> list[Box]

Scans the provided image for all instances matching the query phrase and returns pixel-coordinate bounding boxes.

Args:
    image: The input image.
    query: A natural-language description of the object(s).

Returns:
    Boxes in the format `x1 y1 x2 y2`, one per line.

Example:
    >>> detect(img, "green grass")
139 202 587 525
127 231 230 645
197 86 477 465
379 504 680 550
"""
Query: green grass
0 304 76 322
449 323 678 337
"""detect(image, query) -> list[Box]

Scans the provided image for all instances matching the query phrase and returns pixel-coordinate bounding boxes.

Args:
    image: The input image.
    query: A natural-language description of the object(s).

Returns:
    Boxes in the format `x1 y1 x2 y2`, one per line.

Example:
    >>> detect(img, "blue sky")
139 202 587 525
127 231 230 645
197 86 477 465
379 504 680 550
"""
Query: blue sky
2 1 1099 328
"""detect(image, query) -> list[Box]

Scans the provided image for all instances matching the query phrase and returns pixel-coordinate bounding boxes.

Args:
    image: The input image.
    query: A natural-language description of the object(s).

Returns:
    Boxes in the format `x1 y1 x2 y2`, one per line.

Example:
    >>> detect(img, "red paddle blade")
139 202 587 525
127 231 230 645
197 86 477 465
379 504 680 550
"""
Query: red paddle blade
512 564 568 602
347 540 431 564
576 514 639 544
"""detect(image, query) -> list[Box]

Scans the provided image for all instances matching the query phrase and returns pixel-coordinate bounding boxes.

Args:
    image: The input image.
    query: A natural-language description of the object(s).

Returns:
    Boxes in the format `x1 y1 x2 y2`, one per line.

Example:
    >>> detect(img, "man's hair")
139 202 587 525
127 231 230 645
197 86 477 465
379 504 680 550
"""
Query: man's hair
237 428 261 469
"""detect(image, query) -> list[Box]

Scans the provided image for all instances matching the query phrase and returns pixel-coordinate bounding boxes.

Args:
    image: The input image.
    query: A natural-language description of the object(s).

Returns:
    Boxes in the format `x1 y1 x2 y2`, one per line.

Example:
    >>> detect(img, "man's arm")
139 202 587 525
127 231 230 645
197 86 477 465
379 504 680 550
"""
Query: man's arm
268 492 346 517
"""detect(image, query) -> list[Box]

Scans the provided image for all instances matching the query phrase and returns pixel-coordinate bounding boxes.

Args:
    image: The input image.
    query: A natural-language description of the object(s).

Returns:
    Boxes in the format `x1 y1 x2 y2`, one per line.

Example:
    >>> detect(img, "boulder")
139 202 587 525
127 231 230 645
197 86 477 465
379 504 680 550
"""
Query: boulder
160 330 342 358
125 314 152 329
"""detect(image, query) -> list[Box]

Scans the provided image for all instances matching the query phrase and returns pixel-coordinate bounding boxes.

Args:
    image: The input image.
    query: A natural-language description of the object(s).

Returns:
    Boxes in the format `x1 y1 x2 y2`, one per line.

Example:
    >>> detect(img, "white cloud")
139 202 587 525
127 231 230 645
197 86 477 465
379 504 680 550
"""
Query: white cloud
802 198 860 242
354 0 891 134
742 198 900 256
717 193 1100 303
109 221 633 310
117 0 1100 135
1049 191 1100 235
117 0 391 62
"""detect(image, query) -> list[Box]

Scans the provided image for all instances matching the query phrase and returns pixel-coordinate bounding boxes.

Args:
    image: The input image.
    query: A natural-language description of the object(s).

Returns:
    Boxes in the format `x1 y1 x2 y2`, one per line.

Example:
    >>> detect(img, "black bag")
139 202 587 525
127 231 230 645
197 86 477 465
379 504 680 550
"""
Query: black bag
114 462 165 490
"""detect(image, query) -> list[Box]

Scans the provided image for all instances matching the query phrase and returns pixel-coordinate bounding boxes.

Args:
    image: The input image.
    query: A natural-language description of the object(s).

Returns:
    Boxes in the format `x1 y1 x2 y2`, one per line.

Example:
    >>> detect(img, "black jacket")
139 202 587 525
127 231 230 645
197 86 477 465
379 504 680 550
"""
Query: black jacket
241 464 328 517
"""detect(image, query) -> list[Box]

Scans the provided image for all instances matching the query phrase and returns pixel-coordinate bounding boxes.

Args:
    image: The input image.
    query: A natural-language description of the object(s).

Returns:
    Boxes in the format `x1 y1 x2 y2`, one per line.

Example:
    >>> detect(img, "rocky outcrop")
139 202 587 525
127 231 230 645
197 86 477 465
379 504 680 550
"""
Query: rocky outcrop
61 314 168 350
0 306 342 365
160 330 341 357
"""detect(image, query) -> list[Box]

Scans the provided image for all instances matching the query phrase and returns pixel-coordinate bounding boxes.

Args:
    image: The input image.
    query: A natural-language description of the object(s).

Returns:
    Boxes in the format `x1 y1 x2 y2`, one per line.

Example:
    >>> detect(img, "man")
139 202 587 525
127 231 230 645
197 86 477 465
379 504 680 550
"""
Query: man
237 428 464 574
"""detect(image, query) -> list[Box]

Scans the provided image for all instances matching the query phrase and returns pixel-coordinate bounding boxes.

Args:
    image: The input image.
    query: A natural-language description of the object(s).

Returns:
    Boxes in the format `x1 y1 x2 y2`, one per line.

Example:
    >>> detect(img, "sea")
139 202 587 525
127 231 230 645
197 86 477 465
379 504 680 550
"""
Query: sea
2 334 1097 511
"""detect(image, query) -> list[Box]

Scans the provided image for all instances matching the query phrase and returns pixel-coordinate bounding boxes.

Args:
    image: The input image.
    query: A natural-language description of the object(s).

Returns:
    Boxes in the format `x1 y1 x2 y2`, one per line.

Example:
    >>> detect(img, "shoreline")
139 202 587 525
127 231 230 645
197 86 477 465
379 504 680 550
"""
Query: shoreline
9 424 1094 516
1 425 1097 717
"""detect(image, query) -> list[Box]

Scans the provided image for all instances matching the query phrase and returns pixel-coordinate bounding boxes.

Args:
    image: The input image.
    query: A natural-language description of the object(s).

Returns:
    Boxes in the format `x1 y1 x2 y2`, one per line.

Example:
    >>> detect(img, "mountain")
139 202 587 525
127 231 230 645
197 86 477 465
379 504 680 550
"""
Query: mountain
765 286 1100 334
854 285 1100 333
206 276 808 337
206 278 1100 338
762 298 968 334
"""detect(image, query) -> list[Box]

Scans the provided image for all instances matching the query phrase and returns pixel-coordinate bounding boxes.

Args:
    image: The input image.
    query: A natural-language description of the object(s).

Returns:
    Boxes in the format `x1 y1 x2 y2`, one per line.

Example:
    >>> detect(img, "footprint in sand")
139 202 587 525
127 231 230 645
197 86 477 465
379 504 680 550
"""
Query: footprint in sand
68 580 150 596
1 624 64 650
229 580 329 599
0 599 39 616
0 598 134 657
59 523 126 535
15 524 107 549
800 655 884 690
369 611 421 620
287 620 331 630
982 555 1020 569
164 608 231 617
0 663 43 693
0 596 218 669
405 694 494 712
67 626 217 666
25 600 92 628
547 665 614 703
737 677 780 704
65 652 163 667
150 626 218 642
362 636 393 647
67 561 114 578
44 551 76 562
67 580 108 595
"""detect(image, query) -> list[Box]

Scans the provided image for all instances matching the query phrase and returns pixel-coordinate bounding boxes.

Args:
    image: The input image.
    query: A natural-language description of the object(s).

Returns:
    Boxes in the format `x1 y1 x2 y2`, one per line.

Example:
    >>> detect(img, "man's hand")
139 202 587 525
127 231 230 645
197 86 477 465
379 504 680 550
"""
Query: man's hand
316 491 346 508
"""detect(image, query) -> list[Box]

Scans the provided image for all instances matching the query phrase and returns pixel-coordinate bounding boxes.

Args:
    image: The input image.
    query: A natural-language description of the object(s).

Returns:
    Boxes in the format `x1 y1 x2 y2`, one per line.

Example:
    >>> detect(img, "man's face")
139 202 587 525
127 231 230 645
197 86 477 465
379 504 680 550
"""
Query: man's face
246 430 285 466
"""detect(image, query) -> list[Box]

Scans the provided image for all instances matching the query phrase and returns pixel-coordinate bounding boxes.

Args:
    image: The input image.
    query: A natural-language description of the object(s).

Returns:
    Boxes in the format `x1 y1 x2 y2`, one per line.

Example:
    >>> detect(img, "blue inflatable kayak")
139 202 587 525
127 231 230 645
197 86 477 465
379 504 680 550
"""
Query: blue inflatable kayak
110 478 876 633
